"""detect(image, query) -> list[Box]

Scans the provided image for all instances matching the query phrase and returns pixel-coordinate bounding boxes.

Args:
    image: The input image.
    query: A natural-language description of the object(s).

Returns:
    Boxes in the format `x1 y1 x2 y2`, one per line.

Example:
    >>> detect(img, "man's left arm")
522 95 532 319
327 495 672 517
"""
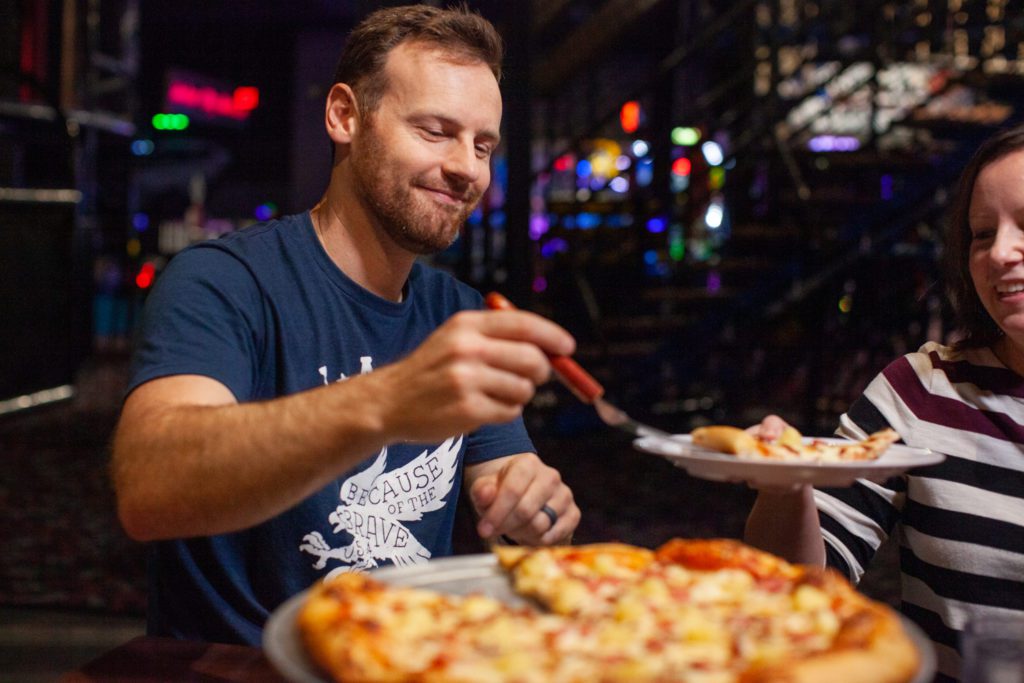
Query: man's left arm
464 453 578 545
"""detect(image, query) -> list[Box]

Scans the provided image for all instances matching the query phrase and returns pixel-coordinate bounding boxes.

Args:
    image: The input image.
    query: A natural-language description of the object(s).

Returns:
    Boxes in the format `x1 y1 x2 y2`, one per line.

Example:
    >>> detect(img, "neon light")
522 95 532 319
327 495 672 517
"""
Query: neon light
232 86 260 112
631 140 650 157
529 213 550 240
540 238 568 258
701 141 724 166
671 127 701 146
136 262 156 289
708 167 725 190
620 101 641 134
553 154 573 172
167 81 250 120
131 139 155 155
880 174 894 200
705 200 724 229
152 113 190 130
807 135 860 152
707 270 722 293
671 157 692 176
255 202 277 221
646 216 667 234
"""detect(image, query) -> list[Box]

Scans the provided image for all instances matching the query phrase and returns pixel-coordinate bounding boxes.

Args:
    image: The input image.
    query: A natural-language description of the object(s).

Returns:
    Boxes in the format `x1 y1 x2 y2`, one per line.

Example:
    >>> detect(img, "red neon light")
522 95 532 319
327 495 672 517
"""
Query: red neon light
167 81 252 120
553 154 573 172
620 101 640 134
671 157 692 177
136 262 156 289
233 86 259 111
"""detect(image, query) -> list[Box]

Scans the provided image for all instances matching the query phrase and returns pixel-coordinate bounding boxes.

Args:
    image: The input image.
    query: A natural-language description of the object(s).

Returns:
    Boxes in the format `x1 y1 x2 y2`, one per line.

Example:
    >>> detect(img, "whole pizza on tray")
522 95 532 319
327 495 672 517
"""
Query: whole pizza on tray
297 538 920 683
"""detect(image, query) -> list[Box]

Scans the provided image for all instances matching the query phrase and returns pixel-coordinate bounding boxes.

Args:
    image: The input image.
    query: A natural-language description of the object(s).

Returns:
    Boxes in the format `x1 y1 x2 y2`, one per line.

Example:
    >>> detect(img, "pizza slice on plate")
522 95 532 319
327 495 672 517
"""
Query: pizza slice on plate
690 425 901 462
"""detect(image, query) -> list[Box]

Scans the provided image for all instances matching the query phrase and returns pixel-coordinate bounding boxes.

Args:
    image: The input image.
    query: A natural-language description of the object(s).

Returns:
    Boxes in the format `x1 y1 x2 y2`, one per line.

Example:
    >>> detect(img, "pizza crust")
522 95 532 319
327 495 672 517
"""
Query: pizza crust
743 603 919 683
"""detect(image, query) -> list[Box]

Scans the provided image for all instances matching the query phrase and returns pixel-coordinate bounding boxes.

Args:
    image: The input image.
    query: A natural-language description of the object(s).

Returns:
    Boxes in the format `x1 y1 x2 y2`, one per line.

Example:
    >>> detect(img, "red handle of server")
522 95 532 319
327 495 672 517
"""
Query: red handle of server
484 292 605 403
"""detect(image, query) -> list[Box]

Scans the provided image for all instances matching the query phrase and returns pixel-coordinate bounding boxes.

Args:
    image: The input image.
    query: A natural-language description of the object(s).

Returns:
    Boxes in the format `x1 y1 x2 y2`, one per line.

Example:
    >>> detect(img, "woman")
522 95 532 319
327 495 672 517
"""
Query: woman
745 125 1024 683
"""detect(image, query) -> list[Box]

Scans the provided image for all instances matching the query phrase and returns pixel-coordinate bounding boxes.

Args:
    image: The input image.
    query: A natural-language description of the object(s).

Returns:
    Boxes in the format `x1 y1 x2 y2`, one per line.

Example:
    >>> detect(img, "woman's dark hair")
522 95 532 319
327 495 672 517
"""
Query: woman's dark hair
332 4 503 115
944 124 1024 349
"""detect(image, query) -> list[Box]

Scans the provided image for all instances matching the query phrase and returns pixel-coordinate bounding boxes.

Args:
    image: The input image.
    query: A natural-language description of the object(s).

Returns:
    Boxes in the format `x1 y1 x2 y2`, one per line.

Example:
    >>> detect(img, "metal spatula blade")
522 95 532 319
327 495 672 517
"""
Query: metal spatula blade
485 292 673 442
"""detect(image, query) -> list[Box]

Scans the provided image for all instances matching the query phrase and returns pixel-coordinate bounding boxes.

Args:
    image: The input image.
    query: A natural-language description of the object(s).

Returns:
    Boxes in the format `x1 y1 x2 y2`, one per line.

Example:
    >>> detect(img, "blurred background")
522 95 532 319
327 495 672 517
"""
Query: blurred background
1 0 1021 678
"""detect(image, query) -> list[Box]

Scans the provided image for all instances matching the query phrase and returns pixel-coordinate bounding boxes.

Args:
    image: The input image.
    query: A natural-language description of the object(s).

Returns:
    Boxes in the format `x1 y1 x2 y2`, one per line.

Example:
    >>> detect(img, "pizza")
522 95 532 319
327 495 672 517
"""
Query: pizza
297 538 920 683
690 425 901 462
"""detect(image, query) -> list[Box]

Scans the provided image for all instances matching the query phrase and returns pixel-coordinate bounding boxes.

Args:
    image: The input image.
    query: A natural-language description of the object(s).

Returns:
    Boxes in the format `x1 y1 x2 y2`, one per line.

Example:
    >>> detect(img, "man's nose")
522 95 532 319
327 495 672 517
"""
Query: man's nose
442 140 481 184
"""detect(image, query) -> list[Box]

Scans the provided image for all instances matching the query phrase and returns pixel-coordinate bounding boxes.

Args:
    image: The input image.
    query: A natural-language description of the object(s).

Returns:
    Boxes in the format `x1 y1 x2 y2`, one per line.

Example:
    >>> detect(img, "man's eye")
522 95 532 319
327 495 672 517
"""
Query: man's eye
971 230 995 242
476 145 493 157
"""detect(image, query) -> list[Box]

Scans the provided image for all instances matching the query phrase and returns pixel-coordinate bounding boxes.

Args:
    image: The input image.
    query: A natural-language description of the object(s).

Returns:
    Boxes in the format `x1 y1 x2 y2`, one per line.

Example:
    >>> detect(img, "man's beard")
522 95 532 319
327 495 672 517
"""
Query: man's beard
351 122 483 255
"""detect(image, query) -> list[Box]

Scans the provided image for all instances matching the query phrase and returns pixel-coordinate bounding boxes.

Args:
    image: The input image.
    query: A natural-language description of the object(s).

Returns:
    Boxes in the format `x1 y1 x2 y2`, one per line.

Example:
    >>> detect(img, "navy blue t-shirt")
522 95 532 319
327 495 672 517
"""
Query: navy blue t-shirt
126 212 534 645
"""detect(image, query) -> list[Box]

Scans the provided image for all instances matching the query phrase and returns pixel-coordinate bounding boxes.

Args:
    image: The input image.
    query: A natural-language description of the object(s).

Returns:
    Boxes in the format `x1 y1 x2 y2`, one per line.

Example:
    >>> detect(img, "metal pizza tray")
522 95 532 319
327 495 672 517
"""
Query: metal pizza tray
263 553 937 683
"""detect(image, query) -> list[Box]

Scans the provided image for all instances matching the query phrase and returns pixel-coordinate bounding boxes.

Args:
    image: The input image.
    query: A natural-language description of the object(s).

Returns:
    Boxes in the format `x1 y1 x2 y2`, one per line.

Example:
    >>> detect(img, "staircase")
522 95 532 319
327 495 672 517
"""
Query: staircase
466 0 1024 436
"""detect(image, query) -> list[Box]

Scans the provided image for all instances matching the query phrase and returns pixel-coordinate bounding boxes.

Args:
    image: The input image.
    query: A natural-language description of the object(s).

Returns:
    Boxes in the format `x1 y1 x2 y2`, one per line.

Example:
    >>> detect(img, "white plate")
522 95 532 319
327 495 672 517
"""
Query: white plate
263 554 936 683
634 435 945 489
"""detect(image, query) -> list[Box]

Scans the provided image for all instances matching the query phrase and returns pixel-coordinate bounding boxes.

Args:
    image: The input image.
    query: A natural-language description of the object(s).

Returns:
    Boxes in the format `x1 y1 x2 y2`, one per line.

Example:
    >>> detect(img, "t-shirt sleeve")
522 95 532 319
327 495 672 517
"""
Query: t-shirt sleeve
126 245 267 401
815 360 911 583
463 417 536 465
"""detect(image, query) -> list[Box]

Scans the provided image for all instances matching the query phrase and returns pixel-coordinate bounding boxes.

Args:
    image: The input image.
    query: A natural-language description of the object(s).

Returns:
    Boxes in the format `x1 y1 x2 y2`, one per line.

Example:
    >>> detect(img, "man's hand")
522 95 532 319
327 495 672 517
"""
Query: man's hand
465 453 579 546
366 310 575 444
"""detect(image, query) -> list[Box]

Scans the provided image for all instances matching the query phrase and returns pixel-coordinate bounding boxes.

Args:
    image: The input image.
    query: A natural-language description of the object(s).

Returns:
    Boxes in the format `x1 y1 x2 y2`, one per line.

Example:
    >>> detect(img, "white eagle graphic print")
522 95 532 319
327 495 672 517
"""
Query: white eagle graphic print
299 435 462 578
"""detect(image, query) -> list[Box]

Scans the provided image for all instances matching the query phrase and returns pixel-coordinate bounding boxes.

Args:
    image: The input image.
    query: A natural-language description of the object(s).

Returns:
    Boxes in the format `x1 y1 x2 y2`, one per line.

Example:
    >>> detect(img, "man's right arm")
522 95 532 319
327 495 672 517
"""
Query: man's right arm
112 308 575 542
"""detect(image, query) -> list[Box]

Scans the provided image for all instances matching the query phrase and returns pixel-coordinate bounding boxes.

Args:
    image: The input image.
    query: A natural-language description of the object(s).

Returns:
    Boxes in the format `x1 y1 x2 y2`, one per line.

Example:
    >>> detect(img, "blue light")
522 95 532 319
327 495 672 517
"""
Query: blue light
575 159 592 177
131 139 154 156
643 249 658 265
541 237 569 259
881 174 893 201
132 213 149 231
576 213 601 229
635 160 654 187
609 176 629 193
468 207 484 225
488 210 506 228
646 216 667 234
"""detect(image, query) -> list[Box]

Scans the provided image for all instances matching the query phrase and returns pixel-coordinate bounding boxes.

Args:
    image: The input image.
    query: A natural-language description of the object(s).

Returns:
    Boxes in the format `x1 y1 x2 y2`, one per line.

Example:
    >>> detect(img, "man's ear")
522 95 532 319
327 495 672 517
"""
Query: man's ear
325 83 360 145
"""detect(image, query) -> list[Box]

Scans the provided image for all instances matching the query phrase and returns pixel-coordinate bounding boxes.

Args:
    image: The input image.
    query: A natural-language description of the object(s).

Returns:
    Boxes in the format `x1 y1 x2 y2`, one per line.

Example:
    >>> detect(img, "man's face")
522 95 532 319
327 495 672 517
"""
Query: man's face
349 42 502 255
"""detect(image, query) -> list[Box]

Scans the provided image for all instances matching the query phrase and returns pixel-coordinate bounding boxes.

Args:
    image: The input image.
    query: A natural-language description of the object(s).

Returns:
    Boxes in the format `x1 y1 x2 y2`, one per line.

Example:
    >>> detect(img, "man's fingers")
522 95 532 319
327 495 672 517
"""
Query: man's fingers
540 500 579 545
476 456 561 538
459 309 575 357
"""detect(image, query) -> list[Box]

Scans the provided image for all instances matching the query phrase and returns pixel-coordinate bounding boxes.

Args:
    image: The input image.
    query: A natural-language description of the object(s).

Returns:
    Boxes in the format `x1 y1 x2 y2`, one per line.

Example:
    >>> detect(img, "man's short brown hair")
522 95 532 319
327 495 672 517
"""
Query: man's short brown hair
332 4 503 115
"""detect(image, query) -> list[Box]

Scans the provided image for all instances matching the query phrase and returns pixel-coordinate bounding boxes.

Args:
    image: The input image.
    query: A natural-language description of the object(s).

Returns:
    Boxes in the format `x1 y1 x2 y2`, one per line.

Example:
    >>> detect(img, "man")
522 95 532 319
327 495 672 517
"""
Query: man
112 5 580 645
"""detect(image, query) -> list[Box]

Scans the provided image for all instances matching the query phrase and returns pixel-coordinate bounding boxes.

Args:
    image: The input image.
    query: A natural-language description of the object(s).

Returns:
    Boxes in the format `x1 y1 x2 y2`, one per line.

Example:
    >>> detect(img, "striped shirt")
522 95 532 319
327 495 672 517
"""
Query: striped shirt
814 342 1024 683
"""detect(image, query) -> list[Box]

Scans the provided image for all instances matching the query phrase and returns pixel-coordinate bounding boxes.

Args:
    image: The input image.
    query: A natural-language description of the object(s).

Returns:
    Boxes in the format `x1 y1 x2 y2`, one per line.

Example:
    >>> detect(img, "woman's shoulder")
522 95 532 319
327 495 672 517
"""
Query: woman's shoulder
906 340 998 370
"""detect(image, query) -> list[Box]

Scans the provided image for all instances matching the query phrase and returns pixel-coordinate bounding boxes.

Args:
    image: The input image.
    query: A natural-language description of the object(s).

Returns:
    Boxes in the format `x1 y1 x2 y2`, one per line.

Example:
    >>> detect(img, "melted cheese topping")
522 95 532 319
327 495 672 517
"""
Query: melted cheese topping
302 546 874 683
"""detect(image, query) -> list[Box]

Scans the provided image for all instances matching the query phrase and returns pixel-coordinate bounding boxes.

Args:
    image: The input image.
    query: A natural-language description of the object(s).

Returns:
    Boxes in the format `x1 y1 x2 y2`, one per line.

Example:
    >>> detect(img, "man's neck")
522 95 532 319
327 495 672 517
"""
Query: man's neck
310 197 414 303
